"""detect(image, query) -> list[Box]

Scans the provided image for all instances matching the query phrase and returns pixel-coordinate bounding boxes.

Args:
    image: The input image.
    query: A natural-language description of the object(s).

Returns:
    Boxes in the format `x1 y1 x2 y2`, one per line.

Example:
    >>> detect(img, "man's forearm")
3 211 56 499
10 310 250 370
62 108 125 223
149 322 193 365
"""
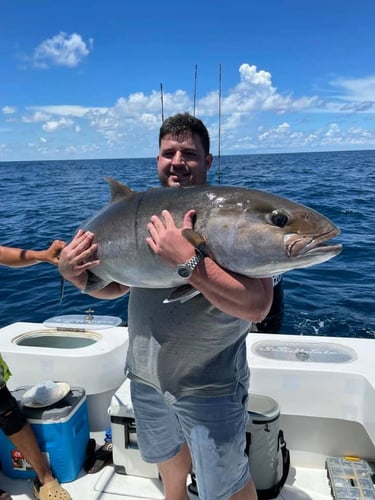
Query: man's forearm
189 257 273 323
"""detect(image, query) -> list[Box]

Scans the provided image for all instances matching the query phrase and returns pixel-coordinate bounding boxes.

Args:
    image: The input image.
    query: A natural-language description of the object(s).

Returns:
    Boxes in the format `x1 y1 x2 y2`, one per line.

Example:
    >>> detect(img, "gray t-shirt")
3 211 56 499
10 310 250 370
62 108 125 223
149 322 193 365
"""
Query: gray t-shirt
126 287 251 399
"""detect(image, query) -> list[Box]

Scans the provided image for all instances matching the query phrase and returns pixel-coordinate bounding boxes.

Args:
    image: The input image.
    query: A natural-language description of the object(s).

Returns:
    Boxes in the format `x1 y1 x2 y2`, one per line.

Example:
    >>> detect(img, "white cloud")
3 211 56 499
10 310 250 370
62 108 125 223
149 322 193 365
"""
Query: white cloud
258 122 291 142
42 117 74 132
203 64 318 116
84 94 172 145
240 64 273 87
32 105 107 117
32 32 93 68
330 75 375 102
255 121 375 151
325 123 341 137
22 111 51 123
310 75 375 114
111 90 190 117
2 106 17 115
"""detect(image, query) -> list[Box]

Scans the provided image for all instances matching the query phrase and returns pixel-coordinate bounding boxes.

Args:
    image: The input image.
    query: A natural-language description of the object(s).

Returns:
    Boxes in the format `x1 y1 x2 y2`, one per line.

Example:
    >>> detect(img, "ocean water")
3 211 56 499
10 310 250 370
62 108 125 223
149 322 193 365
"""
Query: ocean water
0 150 374 338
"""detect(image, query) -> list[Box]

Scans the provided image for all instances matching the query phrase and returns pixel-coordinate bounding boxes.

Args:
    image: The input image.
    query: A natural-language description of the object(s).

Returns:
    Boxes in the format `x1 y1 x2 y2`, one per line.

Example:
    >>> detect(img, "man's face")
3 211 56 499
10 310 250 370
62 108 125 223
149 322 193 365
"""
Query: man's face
157 132 212 187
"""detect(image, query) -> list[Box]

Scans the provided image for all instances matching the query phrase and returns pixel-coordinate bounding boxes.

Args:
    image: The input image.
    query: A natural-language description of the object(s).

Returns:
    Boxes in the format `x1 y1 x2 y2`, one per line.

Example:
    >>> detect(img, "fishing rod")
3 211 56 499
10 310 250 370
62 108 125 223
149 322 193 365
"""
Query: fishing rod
193 64 198 117
217 63 222 184
160 83 164 122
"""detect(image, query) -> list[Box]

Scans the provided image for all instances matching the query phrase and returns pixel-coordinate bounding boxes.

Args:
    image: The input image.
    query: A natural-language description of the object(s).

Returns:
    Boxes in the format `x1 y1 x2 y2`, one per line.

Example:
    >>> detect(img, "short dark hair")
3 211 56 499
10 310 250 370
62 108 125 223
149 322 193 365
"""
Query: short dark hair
159 113 210 155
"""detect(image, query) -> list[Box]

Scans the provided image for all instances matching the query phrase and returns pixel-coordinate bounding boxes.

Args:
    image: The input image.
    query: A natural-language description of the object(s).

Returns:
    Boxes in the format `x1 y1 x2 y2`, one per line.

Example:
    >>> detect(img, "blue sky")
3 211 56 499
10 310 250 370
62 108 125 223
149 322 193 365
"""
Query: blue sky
1 0 375 161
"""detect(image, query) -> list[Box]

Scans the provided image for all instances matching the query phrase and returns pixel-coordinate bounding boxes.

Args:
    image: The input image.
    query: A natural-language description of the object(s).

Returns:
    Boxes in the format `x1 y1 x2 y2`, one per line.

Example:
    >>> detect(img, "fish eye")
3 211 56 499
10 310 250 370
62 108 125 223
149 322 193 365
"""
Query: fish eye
270 210 289 227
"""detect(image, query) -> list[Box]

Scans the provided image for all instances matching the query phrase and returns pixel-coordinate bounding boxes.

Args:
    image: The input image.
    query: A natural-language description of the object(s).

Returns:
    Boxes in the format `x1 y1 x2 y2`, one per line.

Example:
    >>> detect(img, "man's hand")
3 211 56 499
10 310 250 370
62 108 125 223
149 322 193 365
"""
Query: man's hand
43 239 66 265
58 229 100 289
146 209 197 267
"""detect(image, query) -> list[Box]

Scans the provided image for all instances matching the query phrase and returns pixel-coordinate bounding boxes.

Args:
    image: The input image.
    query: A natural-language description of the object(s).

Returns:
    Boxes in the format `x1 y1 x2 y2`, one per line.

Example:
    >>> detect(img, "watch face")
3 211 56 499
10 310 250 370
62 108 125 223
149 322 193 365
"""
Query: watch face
177 265 191 278
176 252 201 279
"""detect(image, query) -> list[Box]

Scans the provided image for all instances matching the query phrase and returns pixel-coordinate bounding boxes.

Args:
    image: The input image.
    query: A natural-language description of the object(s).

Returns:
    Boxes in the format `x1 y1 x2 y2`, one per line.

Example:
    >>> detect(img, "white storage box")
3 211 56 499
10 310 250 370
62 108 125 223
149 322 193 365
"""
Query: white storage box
110 378 159 479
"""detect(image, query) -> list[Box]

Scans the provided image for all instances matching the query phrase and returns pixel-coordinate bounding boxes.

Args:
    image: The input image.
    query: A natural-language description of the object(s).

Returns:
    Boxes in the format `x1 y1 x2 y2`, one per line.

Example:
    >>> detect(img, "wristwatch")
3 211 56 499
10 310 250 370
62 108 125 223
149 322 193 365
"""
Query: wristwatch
176 250 203 279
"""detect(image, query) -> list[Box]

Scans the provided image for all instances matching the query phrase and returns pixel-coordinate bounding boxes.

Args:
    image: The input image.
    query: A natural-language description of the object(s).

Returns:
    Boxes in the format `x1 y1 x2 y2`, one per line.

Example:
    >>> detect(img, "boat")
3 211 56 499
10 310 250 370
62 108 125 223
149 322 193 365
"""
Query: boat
1 321 375 499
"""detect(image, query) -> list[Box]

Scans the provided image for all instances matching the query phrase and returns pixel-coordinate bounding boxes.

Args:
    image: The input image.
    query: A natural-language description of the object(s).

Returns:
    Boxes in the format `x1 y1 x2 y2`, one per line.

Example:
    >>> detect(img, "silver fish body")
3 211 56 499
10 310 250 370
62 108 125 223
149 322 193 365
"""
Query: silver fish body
82 178 342 290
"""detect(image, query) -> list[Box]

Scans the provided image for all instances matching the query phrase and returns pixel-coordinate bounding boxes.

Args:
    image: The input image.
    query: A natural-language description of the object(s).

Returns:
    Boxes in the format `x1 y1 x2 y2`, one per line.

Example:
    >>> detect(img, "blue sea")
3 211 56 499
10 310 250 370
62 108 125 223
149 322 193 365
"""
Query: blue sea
0 150 374 338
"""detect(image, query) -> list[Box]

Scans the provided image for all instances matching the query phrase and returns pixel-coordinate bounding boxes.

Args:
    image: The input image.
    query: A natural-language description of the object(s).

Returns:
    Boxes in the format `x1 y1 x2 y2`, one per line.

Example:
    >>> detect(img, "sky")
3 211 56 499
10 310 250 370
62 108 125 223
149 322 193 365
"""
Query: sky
1 0 375 162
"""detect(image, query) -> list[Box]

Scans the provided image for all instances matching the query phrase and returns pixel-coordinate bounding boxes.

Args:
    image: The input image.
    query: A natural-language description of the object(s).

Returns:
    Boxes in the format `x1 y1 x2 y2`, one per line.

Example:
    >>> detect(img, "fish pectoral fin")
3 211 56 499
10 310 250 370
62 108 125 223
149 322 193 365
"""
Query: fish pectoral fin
181 229 210 257
83 270 111 293
104 176 136 203
163 285 201 304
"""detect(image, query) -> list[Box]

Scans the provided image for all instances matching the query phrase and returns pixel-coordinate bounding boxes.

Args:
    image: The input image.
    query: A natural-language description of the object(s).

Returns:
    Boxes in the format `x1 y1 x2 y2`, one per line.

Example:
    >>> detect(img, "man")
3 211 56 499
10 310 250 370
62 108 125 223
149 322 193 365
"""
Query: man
59 113 273 500
0 241 71 500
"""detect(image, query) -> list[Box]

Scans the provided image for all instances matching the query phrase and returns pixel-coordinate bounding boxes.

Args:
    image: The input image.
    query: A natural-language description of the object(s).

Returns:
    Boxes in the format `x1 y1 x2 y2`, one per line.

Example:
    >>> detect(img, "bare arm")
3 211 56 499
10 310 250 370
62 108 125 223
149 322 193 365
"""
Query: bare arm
0 240 65 268
146 210 273 323
189 259 272 323
58 229 129 299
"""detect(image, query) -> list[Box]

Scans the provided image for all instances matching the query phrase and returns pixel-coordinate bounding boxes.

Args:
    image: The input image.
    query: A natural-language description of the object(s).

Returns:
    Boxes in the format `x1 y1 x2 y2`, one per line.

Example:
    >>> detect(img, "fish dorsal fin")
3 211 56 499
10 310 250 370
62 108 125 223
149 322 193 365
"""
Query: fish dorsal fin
104 176 136 203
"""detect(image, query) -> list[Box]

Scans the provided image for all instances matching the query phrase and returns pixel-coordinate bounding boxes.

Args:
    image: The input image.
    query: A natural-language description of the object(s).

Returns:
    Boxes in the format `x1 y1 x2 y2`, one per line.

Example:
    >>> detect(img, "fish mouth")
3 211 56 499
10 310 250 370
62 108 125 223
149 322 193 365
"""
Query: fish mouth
286 228 342 258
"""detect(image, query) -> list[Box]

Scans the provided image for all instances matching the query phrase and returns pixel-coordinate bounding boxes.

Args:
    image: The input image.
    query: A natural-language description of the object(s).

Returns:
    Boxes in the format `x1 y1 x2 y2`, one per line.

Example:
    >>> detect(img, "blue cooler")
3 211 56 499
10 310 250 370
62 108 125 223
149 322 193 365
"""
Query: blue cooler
0 385 89 482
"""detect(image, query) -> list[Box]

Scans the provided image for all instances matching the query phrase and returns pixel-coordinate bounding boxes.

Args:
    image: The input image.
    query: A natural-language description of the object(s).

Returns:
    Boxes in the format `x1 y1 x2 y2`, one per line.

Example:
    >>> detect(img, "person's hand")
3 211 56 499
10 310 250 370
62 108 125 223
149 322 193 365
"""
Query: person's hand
43 239 66 265
146 209 196 267
58 229 100 288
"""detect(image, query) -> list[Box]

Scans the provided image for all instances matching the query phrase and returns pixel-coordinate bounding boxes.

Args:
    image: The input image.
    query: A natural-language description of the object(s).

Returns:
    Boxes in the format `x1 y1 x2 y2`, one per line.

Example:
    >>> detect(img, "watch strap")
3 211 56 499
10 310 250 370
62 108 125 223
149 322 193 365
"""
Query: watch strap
176 250 203 278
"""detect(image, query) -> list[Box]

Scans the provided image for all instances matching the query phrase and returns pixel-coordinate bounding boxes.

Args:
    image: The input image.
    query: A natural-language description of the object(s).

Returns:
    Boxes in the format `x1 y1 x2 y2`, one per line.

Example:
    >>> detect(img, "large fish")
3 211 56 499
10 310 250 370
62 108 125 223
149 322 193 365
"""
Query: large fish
82 177 342 292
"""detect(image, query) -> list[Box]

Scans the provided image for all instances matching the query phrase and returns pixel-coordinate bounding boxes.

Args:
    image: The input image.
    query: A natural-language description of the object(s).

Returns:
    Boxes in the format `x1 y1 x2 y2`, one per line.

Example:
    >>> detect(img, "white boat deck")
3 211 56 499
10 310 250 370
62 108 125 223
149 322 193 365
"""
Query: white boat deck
0 458 333 499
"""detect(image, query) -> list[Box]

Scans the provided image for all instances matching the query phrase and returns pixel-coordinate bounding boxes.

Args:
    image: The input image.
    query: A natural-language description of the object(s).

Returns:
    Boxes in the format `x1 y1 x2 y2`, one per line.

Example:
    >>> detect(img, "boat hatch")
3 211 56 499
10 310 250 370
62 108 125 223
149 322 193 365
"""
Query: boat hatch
43 312 122 330
13 329 102 349
252 340 356 363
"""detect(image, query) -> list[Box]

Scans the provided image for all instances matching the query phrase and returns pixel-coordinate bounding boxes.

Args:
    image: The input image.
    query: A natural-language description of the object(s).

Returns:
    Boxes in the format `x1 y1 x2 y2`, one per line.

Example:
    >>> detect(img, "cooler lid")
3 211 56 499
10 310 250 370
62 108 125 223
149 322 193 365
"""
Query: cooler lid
14 386 86 421
248 393 280 419
43 312 122 330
